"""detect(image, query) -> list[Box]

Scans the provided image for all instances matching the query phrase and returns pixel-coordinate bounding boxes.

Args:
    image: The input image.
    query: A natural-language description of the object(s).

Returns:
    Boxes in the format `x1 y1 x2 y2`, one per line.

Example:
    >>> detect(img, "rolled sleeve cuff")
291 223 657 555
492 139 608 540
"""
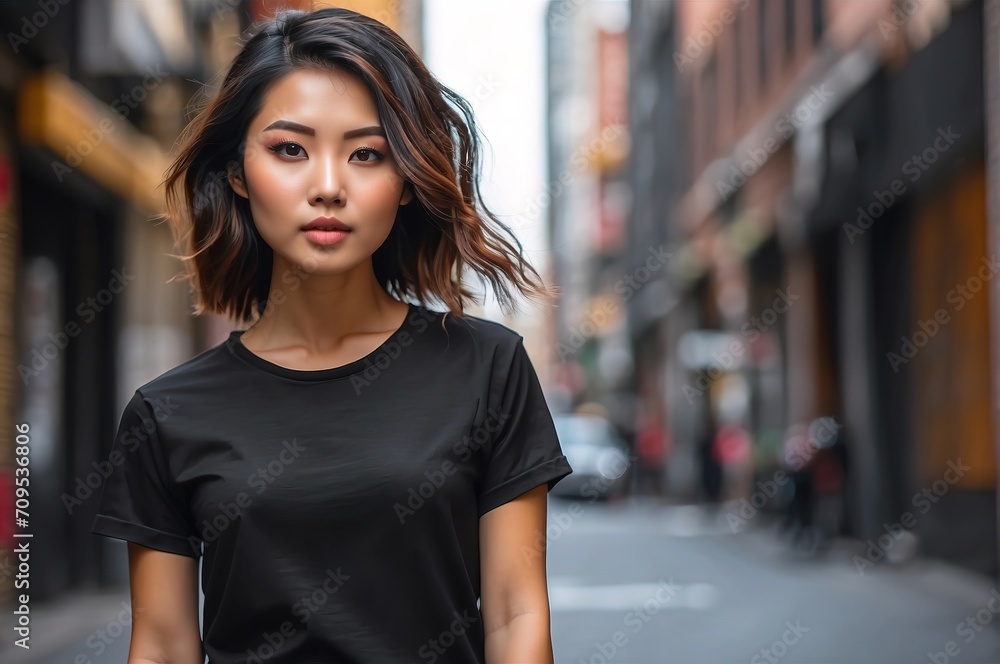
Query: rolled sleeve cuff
92 514 203 558
477 456 573 518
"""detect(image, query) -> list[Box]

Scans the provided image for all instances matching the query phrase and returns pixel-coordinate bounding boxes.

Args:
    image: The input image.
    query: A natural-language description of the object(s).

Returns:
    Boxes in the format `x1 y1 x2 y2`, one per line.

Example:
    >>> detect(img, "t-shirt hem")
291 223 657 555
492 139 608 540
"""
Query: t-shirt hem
92 514 203 558
477 456 573 518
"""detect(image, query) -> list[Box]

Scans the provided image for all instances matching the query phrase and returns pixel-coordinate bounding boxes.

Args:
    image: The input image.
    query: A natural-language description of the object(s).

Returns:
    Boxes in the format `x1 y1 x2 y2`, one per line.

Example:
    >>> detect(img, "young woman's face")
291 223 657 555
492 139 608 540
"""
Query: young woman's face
229 67 412 276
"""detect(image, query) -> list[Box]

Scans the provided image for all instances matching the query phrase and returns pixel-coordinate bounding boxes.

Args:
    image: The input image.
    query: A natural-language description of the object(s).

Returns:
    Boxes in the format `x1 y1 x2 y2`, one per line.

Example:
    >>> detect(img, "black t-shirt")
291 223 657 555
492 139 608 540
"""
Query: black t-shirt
91 302 573 663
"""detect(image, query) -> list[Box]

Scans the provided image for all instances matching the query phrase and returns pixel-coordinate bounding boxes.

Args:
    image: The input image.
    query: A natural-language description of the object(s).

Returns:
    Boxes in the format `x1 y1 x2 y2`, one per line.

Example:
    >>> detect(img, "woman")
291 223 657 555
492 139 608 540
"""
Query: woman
90 7 572 663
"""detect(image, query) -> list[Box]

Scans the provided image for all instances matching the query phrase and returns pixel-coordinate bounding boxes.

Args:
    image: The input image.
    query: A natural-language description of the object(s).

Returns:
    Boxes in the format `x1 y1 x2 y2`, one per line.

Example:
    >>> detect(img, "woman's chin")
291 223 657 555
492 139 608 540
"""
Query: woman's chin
273 247 360 276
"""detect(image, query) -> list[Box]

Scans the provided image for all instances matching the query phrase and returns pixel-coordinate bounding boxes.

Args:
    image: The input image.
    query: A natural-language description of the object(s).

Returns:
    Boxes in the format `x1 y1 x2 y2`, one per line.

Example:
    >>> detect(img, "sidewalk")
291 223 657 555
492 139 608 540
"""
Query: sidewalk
716 502 1000 622
1 587 134 664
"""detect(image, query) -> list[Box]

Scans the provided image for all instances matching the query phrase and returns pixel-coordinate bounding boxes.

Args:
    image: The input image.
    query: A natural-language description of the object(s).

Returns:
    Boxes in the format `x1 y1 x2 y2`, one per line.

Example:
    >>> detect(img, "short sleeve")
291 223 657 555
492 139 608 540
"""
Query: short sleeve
477 337 573 517
91 390 203 558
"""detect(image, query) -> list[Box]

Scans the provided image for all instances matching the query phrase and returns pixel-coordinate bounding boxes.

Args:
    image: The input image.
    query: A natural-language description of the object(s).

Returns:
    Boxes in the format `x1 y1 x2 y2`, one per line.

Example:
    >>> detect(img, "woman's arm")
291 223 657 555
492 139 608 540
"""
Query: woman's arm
480 484 554 664
126 542 205 664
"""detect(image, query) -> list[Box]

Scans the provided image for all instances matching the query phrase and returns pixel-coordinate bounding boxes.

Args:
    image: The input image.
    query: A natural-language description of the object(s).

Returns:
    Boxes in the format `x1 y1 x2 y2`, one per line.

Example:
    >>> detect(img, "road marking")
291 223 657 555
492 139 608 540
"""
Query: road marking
549 581 719 611
547 503 738 537
564 520 735 537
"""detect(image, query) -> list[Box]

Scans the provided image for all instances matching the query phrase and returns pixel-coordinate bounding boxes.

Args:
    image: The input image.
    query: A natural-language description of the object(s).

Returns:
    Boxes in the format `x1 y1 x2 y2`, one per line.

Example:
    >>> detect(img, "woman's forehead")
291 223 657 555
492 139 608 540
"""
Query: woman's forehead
253 69 380 131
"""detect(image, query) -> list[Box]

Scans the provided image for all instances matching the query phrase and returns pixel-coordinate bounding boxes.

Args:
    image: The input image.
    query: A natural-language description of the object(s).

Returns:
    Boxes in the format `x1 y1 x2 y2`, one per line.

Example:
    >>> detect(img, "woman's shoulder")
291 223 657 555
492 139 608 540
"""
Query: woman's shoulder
416 304 526 349
130 333 237 400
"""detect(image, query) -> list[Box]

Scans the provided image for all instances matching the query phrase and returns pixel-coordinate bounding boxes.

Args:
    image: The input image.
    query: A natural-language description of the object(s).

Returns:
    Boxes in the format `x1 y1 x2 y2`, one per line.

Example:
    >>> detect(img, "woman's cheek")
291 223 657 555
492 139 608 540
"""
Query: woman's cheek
378 168 406 193
372 175 405 211
245 142 273 170
250 168 298 217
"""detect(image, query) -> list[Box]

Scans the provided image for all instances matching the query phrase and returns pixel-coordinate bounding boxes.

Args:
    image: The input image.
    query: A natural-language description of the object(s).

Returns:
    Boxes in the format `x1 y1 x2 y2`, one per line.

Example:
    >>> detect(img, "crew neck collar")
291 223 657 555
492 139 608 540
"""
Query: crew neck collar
226 302 418 381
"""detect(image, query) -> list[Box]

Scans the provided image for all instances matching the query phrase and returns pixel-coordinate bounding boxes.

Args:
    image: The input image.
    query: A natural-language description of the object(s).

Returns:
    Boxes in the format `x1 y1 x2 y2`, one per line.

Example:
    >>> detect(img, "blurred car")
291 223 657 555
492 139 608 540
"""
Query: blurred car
550 412 632 501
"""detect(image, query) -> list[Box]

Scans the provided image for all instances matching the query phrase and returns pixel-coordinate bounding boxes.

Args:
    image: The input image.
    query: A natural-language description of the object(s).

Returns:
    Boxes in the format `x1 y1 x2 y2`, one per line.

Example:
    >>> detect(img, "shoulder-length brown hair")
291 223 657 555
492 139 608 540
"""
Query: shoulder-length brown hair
162 6 554 326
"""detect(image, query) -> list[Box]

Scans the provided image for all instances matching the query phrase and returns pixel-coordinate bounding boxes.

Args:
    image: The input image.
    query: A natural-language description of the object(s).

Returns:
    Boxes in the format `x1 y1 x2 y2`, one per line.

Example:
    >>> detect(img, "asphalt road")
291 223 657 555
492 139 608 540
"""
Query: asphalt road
9 497 1000 664
548 497 1000 664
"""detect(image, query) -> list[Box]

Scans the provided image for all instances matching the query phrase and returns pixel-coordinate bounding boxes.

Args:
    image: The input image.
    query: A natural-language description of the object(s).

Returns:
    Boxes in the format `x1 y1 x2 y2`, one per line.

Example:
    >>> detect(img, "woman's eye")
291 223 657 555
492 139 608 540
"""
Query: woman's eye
352 148 384 163
269 142 304 158
267 143 383 162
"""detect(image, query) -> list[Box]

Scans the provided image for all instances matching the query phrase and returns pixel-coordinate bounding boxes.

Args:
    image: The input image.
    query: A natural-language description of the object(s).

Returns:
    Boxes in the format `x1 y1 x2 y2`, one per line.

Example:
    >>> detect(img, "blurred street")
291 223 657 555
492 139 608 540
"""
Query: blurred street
6 497 1000 664
549 498 1000 664
2 0 1000 661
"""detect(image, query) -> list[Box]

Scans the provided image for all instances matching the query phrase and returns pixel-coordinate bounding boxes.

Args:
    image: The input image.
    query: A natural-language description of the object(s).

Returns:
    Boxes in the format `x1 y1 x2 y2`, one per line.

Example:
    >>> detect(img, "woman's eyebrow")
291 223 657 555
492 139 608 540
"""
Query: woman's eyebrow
343 125 385 139
262 120 385 139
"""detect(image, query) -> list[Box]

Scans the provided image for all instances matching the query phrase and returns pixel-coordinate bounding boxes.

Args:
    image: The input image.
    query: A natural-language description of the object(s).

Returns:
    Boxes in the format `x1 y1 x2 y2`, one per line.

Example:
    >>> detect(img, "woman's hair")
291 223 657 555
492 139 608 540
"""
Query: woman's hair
161 6 555 327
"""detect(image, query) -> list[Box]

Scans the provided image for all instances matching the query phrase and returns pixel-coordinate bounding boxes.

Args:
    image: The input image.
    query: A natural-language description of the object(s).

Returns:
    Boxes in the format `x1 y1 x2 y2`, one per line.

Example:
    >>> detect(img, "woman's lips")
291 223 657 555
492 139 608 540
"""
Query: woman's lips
302 228 351 245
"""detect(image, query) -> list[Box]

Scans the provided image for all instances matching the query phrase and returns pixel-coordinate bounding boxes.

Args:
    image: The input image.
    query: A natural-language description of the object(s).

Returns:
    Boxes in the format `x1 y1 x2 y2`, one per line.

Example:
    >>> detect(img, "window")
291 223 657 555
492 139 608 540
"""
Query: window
812 0 824 43
703 53 717 164
734 14 743 110
784 0 796 60
758 0 768 89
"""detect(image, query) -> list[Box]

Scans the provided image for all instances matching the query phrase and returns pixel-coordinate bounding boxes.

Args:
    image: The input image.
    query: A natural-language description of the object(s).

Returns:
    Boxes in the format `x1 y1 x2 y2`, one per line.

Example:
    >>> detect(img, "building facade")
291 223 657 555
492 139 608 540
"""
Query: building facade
545 0 635 433
628 0 995 576
0 0 424 625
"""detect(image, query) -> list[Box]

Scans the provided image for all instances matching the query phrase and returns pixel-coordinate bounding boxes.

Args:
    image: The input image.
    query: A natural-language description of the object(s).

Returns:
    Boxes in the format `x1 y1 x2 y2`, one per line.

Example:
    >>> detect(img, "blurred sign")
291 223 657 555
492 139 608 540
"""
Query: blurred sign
17 70 167 212
594 28 628 253
597 28 627 132
312 0 402 32
79 0 197 75
250 0 311 21
17 257 62 474
677 329 748 371
0 155 9 208
256 0 422 48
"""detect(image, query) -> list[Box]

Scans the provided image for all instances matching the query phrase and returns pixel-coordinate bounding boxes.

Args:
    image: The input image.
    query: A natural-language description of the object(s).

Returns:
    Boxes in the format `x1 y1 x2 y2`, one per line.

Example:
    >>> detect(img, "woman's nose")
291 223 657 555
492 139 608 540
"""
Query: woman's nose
310 156 344 204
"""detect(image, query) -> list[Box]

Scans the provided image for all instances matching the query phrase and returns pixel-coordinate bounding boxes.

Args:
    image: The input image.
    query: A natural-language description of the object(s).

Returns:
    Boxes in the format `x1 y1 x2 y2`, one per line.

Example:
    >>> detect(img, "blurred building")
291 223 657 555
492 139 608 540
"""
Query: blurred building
0 0 424 628
623 0 996 577
545 0 636 437
250 0 423 51
627 0 688 489
0 0 244 609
